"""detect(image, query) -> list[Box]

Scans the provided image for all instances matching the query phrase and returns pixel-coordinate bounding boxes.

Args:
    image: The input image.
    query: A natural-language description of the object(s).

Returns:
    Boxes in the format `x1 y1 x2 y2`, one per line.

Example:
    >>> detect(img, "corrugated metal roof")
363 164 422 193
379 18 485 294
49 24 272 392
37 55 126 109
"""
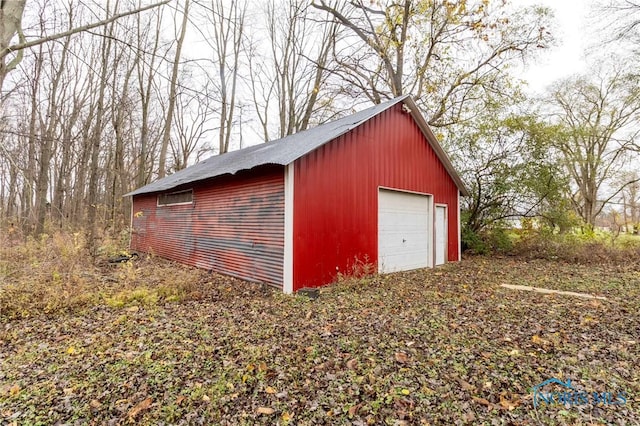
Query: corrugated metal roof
125 95 469 197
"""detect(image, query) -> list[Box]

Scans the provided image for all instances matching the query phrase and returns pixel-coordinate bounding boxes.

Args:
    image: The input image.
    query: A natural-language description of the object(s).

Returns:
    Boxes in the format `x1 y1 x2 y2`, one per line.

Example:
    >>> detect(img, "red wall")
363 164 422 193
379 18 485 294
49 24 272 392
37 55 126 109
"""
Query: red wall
292 104 460 290
131 166 285 287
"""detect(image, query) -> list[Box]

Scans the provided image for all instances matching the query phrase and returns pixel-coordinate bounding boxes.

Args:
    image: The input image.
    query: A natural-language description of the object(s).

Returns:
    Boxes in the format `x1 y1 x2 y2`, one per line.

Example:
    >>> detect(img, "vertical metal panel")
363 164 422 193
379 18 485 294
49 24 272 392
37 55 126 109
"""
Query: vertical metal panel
131 166 284 287
293 104 460 290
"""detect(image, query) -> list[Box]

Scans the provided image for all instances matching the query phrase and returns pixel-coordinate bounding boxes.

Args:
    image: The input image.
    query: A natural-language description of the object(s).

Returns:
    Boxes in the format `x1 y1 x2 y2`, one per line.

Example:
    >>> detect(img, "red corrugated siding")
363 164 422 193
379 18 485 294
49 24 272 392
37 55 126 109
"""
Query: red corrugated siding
131 166 284 287
293 104 460 290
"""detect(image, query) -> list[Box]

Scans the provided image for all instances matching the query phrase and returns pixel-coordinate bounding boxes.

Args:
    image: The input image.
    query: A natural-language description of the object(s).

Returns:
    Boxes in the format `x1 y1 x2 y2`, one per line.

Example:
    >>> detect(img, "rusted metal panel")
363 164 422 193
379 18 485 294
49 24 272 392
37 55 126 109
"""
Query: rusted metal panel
131 166 284 287
292 104 460 290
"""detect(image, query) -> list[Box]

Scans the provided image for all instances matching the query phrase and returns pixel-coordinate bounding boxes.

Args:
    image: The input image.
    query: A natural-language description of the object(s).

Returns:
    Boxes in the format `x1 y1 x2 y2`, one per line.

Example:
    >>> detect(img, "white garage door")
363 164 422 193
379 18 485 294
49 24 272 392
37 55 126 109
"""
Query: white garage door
378 189 431 273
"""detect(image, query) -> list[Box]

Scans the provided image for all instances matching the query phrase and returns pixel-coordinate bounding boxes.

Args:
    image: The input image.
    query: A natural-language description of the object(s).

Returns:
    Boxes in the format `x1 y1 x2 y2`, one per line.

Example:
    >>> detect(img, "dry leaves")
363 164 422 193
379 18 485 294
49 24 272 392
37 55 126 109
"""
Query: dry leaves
457 378 475 391
472 396 492 407
8 385 20 397
127 397 152 420
0 257 638 424
394 352 409 363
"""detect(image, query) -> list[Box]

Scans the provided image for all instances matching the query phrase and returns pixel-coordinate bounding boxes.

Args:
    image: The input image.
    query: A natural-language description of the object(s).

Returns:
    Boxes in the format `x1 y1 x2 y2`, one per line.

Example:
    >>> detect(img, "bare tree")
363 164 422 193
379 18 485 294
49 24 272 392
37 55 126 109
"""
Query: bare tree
170 79 216 170
108 29 139 228
135 2 165 188
312 0 553 127
86 0 120 252
0 109 23 220
158 0 190 178
248 0 338 141
21 40 42 230
618 171 640 233
0 0 204 237
549 63 640 226
33 29 74 235
0 0 168 95
597 0 640 42
197 0 246 154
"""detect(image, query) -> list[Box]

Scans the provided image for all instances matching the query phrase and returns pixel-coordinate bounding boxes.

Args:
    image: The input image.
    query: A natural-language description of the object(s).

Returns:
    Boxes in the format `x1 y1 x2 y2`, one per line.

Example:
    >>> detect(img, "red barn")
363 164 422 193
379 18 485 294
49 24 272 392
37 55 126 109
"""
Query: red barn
126 96 468 293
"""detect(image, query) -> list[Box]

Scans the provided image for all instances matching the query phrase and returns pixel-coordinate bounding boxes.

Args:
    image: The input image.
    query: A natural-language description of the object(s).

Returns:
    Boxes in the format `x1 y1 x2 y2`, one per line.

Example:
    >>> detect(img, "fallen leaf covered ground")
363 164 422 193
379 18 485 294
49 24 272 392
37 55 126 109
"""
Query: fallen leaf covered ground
1 256 639 424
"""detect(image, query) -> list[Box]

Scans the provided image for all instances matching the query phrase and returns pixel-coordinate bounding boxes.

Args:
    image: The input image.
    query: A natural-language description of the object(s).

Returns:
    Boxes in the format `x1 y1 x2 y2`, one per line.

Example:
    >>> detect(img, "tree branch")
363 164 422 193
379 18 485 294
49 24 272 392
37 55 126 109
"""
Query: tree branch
1 0 170 60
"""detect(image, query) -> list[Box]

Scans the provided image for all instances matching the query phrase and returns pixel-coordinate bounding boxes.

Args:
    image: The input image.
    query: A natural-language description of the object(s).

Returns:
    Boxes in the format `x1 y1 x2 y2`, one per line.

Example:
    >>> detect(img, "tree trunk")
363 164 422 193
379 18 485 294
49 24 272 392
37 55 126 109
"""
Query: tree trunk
0 0 27 95
21 44 44 233
34 33 72 235
87 4 115 254
135 9 162 188
158 0 189 178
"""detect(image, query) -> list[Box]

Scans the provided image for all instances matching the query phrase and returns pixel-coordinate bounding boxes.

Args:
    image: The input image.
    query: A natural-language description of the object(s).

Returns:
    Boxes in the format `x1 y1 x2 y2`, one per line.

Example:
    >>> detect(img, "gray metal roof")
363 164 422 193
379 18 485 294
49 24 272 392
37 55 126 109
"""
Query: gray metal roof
125 95 469 197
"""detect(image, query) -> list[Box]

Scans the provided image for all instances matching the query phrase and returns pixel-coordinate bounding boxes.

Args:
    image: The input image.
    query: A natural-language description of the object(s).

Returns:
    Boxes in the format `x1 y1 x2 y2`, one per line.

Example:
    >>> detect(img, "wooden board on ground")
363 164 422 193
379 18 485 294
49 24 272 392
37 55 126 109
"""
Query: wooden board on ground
500 284 607 300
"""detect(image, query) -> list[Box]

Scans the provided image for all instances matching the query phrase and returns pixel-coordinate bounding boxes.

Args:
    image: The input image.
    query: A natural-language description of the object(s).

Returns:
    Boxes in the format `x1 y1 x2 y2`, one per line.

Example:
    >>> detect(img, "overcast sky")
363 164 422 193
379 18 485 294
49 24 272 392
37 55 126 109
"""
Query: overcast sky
521 0 601 93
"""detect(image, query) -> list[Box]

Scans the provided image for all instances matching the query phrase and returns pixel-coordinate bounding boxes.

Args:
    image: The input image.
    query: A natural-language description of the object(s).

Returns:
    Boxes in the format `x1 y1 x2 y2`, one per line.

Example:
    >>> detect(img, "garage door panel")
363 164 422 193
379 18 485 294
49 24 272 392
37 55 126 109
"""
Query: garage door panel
380 253 427 271
378 189 431 273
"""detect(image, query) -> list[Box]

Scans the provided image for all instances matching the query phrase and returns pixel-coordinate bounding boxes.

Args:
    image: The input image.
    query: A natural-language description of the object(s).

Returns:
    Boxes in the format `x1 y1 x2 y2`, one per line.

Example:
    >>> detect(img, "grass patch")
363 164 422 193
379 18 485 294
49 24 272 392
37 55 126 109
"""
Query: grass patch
0 231 229 319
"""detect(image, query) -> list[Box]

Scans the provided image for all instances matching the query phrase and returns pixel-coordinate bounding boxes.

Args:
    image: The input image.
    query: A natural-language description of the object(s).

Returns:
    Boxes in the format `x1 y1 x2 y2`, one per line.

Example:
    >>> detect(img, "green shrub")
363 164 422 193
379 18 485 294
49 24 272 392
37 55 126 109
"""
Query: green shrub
462 227 488 254
487 227 513 253
511 227 640 264
462 226 514 254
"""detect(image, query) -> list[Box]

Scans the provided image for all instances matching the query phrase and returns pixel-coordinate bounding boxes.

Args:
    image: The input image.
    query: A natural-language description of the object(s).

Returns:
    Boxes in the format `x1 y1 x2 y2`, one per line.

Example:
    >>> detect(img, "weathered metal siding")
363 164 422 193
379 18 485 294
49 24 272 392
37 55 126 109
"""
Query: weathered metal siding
293 104 460 290
131 166 285 287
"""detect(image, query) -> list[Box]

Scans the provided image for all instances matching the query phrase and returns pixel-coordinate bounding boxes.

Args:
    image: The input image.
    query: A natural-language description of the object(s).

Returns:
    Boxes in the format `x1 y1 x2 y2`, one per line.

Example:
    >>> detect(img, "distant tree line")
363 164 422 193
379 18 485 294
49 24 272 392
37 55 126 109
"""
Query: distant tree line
0 0 638 245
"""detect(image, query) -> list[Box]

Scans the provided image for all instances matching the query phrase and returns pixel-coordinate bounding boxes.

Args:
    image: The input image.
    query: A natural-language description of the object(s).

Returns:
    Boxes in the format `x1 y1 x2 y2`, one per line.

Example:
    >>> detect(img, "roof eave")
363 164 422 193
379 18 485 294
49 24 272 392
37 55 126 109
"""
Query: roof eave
123 162 288 197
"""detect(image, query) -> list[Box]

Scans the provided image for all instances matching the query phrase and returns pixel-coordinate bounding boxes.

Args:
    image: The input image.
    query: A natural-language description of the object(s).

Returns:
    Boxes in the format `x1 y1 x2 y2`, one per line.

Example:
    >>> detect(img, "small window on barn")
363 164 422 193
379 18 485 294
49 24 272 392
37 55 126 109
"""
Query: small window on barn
157 189 193 206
